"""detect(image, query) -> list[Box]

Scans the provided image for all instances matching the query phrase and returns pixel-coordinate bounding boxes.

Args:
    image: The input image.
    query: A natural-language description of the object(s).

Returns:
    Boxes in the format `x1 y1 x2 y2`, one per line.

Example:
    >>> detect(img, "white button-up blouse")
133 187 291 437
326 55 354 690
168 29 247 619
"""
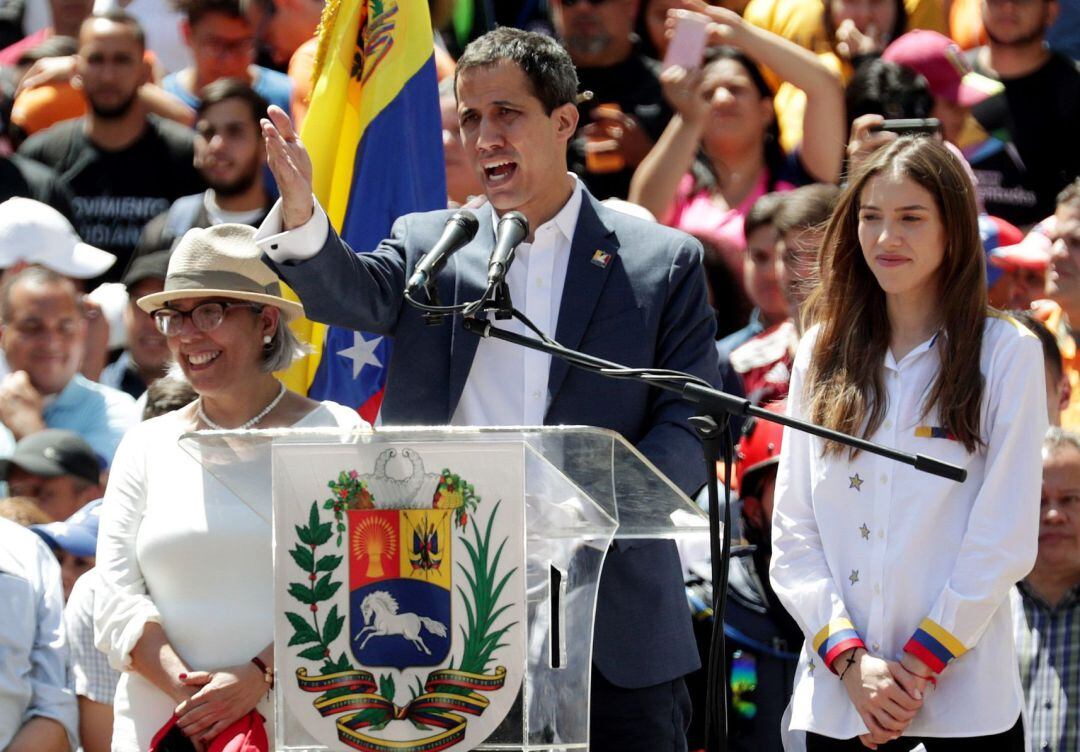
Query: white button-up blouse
771 314 1047 739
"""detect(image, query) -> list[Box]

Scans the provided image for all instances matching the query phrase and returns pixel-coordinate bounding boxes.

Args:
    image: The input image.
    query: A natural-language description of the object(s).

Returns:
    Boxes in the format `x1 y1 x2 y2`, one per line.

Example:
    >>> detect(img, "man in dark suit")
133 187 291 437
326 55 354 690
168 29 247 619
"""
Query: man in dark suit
256 27 720 751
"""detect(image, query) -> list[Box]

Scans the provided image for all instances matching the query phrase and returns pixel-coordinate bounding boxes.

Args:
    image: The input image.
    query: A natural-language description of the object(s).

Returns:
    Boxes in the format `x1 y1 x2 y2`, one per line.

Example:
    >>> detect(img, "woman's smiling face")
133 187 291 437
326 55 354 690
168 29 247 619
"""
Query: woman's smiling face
162 296 277 395
858 171 947 302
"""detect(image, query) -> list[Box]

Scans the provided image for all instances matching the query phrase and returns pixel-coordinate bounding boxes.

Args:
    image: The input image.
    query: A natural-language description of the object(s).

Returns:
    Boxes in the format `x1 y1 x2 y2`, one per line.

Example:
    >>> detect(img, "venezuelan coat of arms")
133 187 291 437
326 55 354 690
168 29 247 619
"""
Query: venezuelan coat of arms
274 443 525 751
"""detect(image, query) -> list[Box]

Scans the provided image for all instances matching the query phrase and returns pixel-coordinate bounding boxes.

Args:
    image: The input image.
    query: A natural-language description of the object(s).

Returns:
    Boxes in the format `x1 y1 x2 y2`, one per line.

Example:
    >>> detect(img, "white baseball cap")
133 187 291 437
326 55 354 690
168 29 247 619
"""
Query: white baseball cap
0 197 116 279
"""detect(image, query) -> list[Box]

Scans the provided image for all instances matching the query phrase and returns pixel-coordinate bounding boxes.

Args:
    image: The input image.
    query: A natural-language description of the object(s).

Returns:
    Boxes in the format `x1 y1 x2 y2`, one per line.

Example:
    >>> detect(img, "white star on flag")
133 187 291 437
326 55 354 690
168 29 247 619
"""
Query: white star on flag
337 332 383 379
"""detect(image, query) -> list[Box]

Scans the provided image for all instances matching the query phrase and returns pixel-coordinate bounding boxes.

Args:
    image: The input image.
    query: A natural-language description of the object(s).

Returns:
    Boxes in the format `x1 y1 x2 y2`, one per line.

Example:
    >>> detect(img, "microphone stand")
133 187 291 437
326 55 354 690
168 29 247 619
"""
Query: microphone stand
455 307 966 752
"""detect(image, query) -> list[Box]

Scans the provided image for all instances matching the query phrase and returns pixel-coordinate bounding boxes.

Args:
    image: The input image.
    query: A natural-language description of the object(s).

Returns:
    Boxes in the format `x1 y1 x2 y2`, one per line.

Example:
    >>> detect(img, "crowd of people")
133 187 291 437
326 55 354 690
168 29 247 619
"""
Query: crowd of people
0 0 1078 750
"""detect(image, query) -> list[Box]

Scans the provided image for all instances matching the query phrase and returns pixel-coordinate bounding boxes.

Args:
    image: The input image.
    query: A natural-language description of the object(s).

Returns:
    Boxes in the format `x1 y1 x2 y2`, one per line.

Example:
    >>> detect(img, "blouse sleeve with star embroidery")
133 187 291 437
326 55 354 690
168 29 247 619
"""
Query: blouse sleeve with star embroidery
769 327 867 672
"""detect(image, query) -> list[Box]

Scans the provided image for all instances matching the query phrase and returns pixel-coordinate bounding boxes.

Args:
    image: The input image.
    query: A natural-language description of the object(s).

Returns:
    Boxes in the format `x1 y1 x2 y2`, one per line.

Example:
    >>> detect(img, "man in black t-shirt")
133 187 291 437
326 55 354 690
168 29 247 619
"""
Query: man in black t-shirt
549 0 672 201
0 154 74 218
964 0 1080 227
17 12 204 283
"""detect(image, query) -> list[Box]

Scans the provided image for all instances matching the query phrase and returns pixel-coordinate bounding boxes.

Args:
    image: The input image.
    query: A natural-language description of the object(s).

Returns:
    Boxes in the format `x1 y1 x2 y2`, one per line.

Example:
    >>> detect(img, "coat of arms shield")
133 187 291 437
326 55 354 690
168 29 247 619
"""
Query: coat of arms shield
274 443 526 751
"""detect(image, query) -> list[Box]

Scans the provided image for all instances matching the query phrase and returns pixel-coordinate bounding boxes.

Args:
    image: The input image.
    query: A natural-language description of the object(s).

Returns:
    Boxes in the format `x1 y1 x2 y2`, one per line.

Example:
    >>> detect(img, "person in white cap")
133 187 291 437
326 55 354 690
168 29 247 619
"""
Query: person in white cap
0 197 116 283
0 197 119 383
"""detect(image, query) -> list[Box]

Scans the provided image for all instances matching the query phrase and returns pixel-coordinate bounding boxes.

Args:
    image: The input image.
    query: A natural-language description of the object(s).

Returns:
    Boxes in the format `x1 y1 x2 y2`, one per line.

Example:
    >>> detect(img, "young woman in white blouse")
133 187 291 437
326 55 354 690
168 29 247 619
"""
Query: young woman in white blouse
770 136 1046 751
95 225 365 750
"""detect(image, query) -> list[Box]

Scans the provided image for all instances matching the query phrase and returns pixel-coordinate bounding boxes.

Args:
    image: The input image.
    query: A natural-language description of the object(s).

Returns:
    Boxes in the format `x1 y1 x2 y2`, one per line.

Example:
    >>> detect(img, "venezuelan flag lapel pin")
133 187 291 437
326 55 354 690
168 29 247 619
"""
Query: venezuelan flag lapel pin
591 250 612 268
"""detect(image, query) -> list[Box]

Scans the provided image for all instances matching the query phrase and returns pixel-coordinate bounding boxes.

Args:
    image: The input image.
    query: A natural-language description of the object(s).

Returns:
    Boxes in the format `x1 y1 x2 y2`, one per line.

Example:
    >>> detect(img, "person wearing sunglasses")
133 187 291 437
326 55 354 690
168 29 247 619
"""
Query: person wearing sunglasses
94 223 365 751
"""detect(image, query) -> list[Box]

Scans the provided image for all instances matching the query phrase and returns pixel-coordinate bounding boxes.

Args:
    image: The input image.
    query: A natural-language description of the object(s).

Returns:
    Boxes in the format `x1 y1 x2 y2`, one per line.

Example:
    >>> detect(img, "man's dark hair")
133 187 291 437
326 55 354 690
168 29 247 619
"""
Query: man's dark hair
1014 309 1064 383
1057 178 1080 212
774 183 842 236
454 27 578 115
81 10 146 51
0 267 79 323
173 0 243 26
197 77 269 124
845 58 933 134
744 192 786 241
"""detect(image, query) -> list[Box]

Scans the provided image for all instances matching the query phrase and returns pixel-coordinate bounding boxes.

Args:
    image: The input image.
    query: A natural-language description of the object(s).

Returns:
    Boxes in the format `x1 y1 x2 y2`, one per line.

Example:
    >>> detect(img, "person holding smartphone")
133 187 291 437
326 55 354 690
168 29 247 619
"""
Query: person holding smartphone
771 135 1044 750
629 3 844 275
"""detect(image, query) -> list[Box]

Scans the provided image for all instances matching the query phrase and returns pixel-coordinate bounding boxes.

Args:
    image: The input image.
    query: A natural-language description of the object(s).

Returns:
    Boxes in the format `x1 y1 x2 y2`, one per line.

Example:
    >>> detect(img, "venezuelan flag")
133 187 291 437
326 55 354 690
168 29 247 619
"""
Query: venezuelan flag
279 0 446 421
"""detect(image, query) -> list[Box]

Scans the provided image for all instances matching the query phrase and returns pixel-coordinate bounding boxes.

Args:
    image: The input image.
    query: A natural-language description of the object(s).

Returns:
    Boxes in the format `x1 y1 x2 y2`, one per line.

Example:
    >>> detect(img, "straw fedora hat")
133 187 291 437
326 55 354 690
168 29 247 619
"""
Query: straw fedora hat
136 224 304 321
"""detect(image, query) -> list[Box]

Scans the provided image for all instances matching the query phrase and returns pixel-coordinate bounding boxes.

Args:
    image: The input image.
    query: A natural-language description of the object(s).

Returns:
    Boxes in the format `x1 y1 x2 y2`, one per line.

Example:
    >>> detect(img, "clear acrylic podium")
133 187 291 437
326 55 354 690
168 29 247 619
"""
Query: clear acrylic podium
180 426 709 752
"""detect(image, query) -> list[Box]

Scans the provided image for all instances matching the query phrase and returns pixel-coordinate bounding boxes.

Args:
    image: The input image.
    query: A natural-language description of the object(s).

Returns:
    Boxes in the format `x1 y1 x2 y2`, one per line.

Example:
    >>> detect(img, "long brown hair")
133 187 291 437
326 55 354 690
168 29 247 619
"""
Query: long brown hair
804 136 987 455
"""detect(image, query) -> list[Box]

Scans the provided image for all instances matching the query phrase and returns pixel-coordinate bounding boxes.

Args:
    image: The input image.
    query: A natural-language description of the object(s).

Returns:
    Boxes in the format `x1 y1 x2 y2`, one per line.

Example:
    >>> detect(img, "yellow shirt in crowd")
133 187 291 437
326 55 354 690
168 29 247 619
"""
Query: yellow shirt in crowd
742 0 948 154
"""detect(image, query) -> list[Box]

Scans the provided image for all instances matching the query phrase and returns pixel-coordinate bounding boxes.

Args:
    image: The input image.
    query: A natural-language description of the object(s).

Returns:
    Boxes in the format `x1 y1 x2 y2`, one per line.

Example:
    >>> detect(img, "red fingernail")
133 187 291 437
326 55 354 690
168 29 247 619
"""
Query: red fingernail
179 672 187 679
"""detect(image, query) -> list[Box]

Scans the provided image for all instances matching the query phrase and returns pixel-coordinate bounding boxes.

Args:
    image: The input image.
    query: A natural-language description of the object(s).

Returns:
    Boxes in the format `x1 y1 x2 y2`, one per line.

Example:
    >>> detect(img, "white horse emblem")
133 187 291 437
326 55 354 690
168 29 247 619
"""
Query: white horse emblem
355 590 448 655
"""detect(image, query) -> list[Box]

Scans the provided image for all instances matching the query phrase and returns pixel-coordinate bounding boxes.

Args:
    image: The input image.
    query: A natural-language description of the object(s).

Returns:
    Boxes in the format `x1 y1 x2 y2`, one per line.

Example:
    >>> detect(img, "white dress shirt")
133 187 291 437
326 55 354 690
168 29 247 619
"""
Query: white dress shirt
256 178 585 426
0 517 78 751
771 314 1047 739
450 182 582 426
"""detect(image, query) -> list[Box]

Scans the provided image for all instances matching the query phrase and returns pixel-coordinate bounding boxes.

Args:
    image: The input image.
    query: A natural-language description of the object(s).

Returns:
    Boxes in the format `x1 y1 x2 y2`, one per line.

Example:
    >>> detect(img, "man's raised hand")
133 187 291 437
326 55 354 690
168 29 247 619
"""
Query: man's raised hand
261 105 315 230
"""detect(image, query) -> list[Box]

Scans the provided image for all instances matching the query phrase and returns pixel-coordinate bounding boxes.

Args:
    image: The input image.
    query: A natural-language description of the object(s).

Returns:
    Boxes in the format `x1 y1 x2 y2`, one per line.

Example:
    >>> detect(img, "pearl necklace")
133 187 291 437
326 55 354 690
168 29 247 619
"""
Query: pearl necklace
197 382 287 430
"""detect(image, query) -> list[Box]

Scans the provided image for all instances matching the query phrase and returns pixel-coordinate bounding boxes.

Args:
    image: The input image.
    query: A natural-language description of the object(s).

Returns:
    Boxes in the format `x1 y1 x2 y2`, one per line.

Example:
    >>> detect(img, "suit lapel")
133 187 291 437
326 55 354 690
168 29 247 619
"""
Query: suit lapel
546 195 618 406
446 203 495 419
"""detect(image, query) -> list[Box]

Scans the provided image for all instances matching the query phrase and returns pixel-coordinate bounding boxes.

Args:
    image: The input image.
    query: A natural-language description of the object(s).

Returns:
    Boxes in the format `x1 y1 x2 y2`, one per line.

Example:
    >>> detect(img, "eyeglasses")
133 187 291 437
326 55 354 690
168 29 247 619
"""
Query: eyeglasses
152 301 263 336
560 0 612 7
196 34 256 58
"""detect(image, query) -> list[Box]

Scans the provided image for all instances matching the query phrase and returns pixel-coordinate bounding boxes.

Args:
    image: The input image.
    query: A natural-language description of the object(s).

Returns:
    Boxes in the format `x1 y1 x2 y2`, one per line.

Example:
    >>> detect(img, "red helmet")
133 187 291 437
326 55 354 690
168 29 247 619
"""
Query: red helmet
733 399 787 496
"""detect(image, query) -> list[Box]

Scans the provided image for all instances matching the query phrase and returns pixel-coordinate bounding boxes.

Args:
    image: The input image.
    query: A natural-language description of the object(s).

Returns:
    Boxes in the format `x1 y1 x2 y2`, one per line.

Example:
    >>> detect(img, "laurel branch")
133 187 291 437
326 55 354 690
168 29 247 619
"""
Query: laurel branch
286 501 352 677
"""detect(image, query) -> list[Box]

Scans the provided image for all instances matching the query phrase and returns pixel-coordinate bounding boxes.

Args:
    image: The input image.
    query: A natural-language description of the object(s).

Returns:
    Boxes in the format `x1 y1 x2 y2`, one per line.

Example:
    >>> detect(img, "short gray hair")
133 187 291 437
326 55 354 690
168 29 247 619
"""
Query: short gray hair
1043 427 1080 458
261 319 309 373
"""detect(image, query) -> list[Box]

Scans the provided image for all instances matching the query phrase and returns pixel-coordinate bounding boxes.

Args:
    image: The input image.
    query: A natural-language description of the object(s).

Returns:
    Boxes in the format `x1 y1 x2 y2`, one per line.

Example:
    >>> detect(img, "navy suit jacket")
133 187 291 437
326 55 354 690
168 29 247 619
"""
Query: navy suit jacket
266 190 721 687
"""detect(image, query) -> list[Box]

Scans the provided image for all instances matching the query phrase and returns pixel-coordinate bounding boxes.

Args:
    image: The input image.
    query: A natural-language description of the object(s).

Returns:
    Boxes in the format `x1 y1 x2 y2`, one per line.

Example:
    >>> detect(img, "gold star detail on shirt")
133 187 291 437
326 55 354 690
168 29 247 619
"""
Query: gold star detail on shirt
807 658 815 674
849 473 864 491
859 523 870 539
849 569 860 585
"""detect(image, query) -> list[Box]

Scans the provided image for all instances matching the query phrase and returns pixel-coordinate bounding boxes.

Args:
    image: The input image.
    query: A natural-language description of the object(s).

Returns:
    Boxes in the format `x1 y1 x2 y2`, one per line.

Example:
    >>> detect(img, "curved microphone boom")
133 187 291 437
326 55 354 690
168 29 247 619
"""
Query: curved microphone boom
486 211 529 287
405 210 480 294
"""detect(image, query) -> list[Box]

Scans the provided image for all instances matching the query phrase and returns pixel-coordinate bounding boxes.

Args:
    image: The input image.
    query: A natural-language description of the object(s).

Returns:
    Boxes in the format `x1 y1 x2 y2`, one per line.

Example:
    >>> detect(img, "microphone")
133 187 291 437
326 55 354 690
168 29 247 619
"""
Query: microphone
405 210 480 294
486 211 529 287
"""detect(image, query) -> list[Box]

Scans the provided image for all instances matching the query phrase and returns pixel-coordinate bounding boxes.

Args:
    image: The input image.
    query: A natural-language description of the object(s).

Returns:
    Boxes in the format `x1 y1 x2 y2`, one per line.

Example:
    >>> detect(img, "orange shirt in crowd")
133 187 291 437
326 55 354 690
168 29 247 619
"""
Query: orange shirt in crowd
1032 299 1080 430
742 0 948 55
288 37 318 131
949 0 987 50
741 0 946 153
10 83 86 138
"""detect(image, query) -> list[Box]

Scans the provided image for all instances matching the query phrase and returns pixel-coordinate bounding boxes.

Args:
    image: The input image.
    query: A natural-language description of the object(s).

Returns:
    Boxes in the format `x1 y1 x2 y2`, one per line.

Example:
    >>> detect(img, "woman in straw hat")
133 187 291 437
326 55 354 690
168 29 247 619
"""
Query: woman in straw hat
95 224 366 750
